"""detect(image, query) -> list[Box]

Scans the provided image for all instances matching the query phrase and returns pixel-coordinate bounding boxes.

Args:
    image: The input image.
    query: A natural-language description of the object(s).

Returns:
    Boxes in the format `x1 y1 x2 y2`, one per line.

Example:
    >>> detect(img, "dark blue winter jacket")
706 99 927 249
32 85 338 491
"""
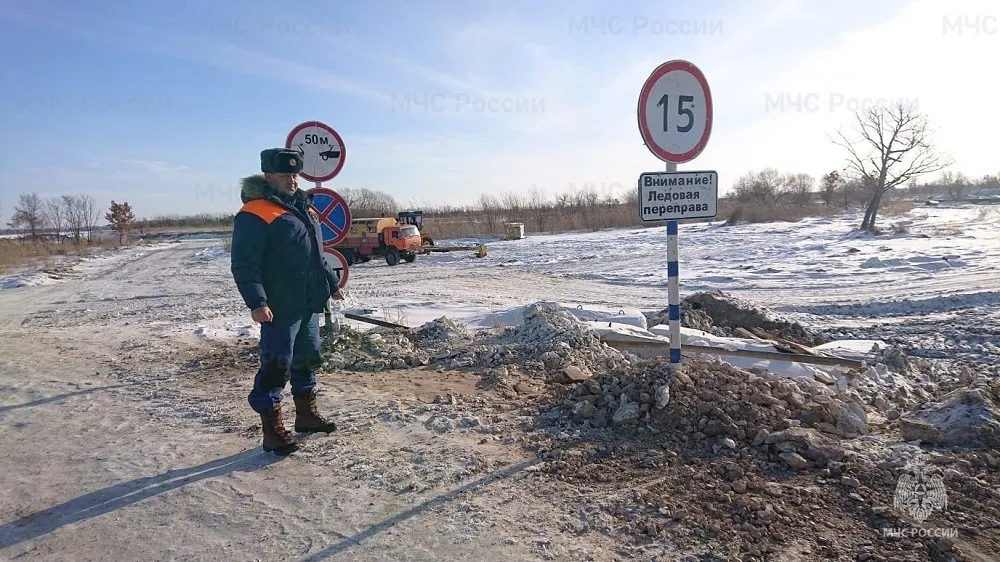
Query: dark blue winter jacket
230 175 342 320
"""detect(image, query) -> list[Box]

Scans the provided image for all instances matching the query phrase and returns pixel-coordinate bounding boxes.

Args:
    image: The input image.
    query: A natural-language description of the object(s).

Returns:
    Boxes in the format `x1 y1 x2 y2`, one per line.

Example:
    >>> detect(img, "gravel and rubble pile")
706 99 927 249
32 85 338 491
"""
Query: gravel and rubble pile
520 353 1000 560
412 316 474 345
323 303 630 380
471 302 630 375
310 300 1000 559
546 354 873 461
320 325 418 371
517 353 1000 560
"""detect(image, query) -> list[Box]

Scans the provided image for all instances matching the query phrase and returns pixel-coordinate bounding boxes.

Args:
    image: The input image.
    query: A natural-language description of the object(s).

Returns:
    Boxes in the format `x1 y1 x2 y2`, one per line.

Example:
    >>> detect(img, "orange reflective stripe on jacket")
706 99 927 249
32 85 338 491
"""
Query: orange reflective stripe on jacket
239 199 288 224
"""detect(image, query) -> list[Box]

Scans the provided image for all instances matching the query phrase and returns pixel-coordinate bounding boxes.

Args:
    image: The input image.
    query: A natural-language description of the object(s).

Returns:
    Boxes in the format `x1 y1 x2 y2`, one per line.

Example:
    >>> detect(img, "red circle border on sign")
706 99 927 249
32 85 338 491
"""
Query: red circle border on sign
637 60 713 164
323 248 349 289
306 187 352 247
285 121 346 183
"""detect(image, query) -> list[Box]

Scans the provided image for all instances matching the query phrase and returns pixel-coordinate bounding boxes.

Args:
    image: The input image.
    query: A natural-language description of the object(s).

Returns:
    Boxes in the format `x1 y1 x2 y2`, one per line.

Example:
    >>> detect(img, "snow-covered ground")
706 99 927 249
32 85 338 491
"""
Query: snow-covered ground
339 203 999 366
346 203 998 308
2 203 997 366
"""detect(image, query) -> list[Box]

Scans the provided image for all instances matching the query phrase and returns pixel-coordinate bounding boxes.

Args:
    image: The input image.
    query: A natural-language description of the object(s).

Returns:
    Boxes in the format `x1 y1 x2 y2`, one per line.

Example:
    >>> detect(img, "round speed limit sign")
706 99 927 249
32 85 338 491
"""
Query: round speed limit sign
637 60 713 164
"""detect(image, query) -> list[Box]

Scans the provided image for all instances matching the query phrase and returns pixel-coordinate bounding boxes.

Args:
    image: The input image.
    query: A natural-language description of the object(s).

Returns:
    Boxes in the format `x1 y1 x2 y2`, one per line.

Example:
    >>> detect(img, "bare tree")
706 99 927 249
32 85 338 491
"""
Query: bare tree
946 172 972 201
732 171 766 204
373 190 399 217
339 187 397 218
579 188 600 209
785 173 815 206
978 174 1000 190
80 193 102 242
61 195 84 242
500 191 523 217
7 193 47 240
732 168 787 205
478 192 500 233
837 178 867 207
758 168 790 205
554 192 571 209
43 196 65 239
623 187 639 208
526 186 547 230
833 101 951 232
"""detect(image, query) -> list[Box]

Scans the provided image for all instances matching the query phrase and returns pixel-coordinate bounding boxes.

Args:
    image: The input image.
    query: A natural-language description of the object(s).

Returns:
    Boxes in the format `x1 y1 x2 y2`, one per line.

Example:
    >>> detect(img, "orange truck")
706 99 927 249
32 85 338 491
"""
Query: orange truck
332 217 422 266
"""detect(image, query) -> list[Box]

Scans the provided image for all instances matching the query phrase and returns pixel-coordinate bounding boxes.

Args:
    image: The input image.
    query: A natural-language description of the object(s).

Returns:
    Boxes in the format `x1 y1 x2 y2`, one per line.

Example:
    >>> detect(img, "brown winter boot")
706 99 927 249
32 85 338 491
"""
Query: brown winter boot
259 403 299 455
293 390 337 433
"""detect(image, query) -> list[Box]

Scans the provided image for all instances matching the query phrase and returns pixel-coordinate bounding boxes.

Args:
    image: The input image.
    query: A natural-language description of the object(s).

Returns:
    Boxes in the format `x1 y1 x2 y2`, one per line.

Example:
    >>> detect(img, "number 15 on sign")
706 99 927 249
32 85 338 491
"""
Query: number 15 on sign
638 60 713 164
657 94 695 133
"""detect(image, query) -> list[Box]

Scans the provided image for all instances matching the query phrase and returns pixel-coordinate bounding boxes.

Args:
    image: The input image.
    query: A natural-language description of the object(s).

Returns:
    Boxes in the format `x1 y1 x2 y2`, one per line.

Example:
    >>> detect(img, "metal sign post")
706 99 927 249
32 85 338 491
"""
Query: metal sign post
637 60 715 371
665 161 680 365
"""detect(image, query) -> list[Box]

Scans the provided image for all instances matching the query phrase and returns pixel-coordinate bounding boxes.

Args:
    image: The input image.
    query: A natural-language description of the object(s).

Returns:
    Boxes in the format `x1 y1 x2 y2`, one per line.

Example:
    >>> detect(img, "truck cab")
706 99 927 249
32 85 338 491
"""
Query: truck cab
385 224 423 264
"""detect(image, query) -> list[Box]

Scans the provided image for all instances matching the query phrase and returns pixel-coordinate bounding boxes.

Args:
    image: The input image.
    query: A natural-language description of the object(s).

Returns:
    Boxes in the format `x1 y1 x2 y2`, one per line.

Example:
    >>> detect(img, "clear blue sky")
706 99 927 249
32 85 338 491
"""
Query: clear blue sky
0 0 994 223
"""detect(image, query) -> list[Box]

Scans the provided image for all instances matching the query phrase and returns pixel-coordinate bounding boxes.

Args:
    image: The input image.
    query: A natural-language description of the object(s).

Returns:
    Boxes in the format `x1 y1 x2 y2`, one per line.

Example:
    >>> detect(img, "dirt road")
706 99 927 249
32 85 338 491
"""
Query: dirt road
0 240 615 561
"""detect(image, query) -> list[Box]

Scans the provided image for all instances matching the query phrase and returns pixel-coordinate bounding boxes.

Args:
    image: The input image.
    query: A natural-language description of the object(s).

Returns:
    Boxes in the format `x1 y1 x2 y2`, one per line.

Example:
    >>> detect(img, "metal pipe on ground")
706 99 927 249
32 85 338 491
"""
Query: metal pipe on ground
343 312 411 330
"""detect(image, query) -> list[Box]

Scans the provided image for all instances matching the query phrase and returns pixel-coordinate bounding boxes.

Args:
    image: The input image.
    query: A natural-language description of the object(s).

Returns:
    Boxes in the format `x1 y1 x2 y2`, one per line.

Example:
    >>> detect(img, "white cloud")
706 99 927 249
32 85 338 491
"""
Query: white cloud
115 159 192 174
393 0 999 202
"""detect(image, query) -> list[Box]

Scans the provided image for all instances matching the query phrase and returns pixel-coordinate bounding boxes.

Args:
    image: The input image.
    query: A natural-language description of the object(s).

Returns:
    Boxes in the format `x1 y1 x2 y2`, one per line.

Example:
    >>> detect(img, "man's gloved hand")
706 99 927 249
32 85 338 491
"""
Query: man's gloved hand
251 306 273 323
332 288 345 301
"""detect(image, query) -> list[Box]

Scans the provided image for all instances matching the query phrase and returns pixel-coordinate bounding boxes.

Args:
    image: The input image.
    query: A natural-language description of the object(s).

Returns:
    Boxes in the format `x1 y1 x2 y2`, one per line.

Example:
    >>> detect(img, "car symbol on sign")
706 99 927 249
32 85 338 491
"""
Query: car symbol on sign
319 148 341 161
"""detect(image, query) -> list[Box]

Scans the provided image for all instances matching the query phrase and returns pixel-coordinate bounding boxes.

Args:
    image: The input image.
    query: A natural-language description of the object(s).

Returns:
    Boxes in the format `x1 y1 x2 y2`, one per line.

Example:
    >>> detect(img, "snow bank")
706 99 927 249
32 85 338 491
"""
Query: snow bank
192 244 228 262
0 270 61 290
467 302 647 331
192 321 256 341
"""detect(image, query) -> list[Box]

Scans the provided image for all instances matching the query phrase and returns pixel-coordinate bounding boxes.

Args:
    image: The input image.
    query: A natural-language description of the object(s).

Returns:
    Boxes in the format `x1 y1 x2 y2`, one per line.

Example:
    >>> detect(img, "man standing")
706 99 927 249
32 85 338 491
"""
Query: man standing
231 148 345 455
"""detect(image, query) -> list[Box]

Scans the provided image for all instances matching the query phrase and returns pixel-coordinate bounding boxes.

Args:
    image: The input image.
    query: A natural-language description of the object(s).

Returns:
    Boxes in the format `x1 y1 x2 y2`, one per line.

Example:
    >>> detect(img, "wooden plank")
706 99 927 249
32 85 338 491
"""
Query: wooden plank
603 339 865 369
732 327 761 340
745 327 824 357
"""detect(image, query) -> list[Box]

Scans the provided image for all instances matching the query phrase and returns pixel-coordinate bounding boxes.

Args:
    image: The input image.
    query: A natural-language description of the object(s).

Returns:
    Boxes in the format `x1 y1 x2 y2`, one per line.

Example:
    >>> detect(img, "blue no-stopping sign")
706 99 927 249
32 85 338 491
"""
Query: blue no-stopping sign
307 187 351 246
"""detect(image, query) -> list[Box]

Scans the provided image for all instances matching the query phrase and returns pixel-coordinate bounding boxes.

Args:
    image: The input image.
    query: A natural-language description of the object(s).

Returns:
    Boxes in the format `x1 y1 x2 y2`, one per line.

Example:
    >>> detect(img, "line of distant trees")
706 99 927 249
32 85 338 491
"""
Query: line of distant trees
4 193 103 242
726 167 1000 209
6 166 996 244
3 192 145 246
28 164 983 244
903 171 1000 201
6 165 994 245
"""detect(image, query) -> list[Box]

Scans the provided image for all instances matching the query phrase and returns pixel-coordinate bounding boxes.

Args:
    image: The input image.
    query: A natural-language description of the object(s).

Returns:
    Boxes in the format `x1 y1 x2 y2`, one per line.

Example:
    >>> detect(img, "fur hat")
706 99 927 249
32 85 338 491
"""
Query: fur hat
260 148 303 174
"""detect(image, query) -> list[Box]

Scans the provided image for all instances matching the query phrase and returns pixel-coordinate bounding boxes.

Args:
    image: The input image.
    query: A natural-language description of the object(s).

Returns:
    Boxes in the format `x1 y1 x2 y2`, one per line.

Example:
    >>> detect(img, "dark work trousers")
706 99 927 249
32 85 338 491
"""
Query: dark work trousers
248 312 322 413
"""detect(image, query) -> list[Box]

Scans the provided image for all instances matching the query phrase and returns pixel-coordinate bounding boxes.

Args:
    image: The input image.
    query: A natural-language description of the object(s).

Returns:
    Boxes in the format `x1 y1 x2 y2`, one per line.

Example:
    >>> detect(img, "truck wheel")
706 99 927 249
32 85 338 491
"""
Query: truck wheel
403 252 416 263
385 248 400 266
340 249 354 265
